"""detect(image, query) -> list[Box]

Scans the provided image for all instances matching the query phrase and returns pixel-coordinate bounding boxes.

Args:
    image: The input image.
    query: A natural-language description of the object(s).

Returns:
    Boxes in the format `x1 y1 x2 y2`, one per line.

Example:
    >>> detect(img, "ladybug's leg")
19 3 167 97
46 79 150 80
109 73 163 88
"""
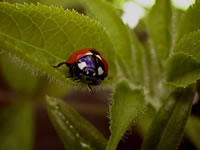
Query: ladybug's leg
88 84 93 93
67 65 73 78
72 65 82 82
88 79 101 93
52 62 67 68
73 78 81 82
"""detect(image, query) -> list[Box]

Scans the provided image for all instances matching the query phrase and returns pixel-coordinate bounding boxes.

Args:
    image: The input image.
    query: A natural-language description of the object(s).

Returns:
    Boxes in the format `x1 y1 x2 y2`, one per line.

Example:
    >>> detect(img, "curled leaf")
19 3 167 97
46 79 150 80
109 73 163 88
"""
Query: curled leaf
107 81 146 150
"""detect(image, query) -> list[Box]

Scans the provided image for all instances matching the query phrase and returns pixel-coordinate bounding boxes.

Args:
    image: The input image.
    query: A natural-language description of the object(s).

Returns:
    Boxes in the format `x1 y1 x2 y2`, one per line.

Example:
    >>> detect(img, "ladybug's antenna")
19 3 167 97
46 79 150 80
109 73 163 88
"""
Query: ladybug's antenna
52 62 67 68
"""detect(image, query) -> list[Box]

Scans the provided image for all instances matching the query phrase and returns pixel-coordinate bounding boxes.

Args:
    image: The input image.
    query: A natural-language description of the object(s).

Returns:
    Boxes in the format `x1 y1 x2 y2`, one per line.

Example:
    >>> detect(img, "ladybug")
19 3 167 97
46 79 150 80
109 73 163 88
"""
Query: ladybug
53 48 108 91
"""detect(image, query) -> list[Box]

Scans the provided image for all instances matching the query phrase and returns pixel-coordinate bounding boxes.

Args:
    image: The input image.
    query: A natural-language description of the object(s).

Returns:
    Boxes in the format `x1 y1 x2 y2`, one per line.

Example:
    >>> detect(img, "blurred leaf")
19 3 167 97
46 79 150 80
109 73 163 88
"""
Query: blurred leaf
171 8 184 41
131 32 147 85
0 102 33 150
107 81 146 150
166 31 200 87
133 19 159 96
80 0 136 83
176 0 200 41
0 2 116 87
147 0 172 64
46 96 107 150
186 115 200 150
111 0 128 8
0 53 38 95
141 88 194 150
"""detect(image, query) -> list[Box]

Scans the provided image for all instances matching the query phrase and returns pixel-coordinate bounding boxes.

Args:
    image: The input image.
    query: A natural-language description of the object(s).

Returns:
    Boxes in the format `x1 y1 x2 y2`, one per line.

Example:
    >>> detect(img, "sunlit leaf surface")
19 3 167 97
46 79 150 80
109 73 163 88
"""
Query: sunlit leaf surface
0 2 116 87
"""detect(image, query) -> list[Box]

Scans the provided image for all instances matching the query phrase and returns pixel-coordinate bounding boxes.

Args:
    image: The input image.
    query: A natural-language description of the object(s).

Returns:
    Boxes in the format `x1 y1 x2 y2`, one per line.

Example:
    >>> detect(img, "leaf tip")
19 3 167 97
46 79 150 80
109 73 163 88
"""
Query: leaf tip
46 96 58 108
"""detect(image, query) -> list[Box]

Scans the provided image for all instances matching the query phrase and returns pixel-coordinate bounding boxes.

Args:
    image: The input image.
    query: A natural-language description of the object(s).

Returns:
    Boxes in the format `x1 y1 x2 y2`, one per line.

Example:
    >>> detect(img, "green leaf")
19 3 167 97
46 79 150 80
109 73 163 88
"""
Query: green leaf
80 0 136 82
0 102 33 150
107 81 146 150
4 0 80 7
111 0 128 8
174 30 200 57
166 53 200 87
3 0 38 4
41 0 80 7
137 104 156 136
133 20 159 96
166 30 200 87
166 2 200 87
0 53 39 95
171 8 184 37
0 2 116 87
186 115 200 150
176 0 200 41
147 0 172 63
141 88 194 150
131 33 147 86
46 96 107 150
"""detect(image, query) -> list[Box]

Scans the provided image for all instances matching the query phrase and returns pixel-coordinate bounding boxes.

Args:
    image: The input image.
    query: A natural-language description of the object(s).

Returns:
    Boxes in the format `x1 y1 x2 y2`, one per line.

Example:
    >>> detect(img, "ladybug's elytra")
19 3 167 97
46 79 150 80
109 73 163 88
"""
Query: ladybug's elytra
53 48 108 91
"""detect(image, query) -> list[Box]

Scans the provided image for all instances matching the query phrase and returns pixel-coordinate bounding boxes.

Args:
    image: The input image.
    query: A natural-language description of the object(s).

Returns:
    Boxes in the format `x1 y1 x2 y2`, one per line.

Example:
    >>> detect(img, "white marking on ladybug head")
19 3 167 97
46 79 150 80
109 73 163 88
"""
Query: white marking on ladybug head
86 71 89 75
93 73 96 76
85 52 93 56
96 55 102 60
98 67 104 75
78 62 87 70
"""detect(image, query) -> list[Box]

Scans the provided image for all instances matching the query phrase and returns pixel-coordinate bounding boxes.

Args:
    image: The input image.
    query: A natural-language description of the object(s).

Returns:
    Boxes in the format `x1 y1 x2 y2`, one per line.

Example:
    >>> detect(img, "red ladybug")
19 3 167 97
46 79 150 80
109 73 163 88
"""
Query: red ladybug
53 48 108 91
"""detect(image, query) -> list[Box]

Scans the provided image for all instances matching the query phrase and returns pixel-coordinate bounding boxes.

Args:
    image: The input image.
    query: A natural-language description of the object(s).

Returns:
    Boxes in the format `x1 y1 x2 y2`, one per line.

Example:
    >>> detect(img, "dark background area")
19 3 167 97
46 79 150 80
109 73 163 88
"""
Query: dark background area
0 66 199 150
